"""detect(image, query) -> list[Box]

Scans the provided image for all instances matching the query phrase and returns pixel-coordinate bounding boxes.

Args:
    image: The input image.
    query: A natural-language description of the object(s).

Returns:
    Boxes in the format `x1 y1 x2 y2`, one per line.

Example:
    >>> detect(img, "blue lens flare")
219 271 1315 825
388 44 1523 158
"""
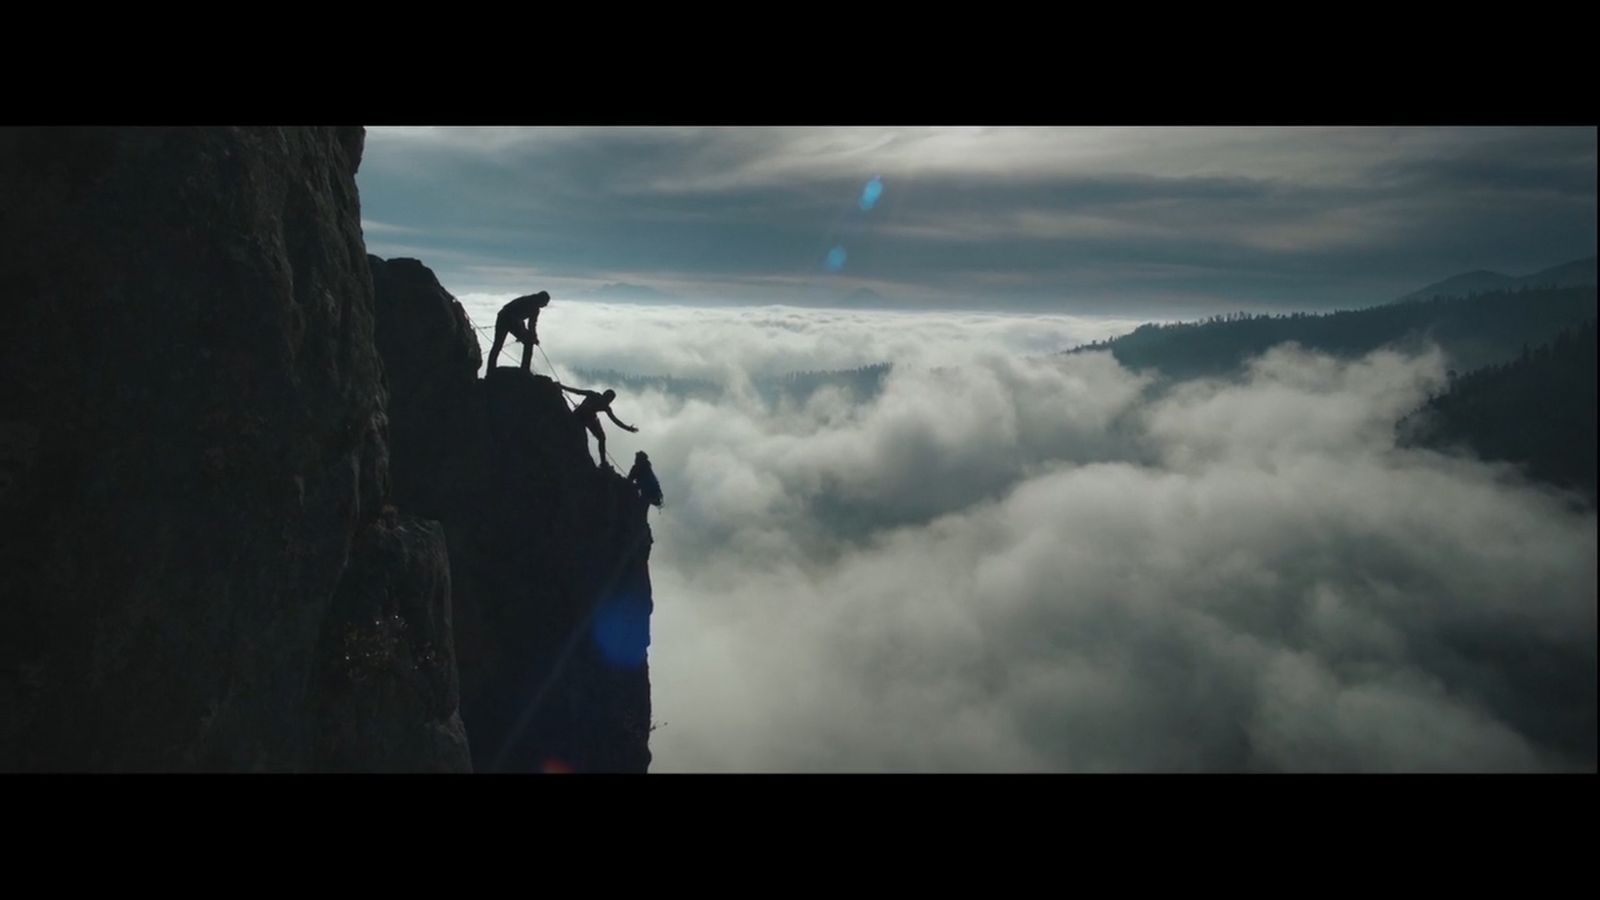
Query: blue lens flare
592 590 651 668
859 175 883 211
825 245 847 272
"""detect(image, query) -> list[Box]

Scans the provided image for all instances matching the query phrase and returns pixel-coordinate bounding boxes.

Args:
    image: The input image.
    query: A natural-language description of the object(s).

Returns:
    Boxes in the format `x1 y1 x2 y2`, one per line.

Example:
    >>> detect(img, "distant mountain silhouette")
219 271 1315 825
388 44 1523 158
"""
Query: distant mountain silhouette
1525 256 1599 290
1400 269 1518 302
1397 256 1596 303
583 282 678 303
1398 320 1597 505
1069 285 1597 379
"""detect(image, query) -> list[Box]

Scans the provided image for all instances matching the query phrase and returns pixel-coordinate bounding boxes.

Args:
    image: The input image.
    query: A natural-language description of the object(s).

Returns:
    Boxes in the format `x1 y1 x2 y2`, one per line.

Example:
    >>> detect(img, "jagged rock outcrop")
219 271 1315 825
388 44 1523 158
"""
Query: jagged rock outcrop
455 370 654 773
369 255 482 520
0 127 468 771
368 257 654 773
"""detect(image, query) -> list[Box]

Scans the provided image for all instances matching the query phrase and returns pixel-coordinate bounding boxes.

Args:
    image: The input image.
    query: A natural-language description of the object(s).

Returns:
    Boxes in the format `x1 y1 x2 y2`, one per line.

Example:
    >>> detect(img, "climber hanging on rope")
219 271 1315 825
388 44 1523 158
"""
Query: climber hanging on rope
557 383 638 469
628 451 664 508
487 290 550 372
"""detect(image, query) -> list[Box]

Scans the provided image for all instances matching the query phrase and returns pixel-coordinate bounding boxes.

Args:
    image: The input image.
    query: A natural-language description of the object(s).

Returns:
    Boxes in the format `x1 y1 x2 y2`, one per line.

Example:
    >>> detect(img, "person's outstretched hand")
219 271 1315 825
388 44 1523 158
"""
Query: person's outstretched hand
627 425 639 433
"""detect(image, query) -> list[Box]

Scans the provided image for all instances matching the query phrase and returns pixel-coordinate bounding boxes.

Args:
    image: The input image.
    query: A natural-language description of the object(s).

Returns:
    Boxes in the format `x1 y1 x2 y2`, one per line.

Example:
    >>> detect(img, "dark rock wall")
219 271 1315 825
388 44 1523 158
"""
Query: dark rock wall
0 127 467 771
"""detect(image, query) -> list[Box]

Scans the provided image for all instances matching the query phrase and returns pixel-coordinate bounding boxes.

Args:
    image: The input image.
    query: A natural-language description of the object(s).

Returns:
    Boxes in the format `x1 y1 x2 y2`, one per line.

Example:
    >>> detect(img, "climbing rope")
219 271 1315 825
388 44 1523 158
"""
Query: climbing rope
471 314 625 471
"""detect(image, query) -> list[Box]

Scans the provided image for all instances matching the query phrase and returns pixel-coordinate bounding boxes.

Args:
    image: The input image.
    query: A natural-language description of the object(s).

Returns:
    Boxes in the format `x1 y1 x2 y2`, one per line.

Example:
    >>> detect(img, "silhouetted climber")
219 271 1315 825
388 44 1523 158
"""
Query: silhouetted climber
558 383 638 468
628 451 664 507
487 291 550 371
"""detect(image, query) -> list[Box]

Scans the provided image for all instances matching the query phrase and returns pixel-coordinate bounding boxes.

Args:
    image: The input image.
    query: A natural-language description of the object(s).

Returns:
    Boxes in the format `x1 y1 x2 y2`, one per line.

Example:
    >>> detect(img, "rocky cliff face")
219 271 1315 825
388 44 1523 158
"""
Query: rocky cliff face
368 257 654 773
0 127 469 771
0 128 653 772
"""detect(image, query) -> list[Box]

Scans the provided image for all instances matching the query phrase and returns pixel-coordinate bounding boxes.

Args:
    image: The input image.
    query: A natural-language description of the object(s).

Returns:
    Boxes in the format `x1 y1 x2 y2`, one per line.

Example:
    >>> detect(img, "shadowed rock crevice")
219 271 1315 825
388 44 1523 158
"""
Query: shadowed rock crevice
314 513 471 772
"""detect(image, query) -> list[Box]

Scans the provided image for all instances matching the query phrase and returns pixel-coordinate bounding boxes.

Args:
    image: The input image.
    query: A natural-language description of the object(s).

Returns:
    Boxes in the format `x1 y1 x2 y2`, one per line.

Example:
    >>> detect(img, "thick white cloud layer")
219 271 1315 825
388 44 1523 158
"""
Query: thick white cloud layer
456 296 1146 380
480 300 1597 772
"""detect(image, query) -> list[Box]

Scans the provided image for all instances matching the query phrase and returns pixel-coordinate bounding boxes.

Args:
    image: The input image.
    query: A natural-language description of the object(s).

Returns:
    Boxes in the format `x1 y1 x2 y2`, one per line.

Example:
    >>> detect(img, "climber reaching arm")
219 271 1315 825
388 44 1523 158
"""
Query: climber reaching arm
558 384 595 399
605 408 638 433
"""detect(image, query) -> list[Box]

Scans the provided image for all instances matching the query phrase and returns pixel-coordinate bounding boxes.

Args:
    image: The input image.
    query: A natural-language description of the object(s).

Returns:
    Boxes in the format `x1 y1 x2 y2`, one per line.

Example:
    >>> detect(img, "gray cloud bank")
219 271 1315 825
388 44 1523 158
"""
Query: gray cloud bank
485 300 1597 771
360 127 1597 312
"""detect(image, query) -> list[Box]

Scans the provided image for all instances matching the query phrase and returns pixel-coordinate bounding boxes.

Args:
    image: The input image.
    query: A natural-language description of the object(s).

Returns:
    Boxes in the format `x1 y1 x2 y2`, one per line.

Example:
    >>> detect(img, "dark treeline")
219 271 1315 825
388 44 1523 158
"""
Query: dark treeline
1398 320 1597 505
572 368 723 401
754 363 893 404
573 363 894 404
1069 286 1597 379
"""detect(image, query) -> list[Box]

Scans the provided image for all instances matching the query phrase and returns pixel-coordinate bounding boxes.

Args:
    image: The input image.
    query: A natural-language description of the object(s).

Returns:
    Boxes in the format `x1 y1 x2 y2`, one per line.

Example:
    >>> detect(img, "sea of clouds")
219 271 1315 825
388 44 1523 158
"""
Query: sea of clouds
457 296 1598 772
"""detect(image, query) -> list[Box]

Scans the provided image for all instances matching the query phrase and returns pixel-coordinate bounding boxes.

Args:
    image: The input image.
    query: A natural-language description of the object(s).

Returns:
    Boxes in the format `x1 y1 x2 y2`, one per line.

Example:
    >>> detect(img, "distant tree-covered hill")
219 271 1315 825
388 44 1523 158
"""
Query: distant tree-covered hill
1397 320 1597 504
1396 255 1596 304
571 368 724 401
572 363 894 404
1069 286 1596 380
754 363 893 404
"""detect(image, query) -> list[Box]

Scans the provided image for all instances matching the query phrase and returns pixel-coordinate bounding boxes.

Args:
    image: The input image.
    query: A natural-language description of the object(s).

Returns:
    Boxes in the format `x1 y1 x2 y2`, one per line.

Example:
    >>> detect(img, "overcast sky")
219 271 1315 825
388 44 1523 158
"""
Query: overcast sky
358 126 1596 314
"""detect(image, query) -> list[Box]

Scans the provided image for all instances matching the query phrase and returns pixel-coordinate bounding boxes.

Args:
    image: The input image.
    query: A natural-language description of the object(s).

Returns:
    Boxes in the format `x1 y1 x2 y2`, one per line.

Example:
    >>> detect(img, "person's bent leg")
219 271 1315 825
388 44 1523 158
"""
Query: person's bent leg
508 321 533 371
488 326 507 370
587 419 607 468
